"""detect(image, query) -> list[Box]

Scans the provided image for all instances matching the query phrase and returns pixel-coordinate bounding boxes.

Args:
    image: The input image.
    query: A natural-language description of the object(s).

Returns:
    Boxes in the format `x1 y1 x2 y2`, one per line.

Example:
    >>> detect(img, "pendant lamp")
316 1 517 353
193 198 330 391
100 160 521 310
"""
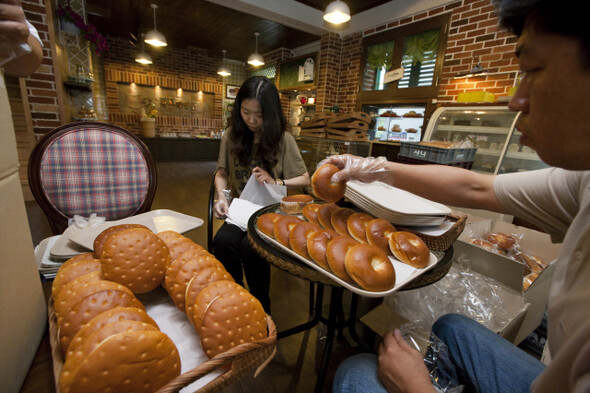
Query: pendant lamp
145 3 167 47
217 50 231 77
247 32 265 67
135 33 153 65
323 0 351 24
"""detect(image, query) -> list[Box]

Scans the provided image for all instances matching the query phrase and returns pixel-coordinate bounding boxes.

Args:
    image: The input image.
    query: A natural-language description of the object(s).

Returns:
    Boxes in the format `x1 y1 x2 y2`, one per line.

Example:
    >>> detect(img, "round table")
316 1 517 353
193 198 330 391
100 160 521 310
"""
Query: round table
247 204 455 393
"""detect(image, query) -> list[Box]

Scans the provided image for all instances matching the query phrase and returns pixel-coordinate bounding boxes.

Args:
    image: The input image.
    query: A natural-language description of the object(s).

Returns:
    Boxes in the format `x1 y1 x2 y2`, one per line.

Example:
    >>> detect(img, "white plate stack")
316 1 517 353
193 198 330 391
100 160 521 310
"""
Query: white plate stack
344 180 451 226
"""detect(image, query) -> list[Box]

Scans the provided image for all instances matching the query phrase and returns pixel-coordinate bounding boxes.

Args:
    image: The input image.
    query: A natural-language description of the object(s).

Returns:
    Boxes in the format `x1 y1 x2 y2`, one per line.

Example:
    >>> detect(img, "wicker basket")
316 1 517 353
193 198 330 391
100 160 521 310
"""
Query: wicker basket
398 215 467 252
48 296 277 393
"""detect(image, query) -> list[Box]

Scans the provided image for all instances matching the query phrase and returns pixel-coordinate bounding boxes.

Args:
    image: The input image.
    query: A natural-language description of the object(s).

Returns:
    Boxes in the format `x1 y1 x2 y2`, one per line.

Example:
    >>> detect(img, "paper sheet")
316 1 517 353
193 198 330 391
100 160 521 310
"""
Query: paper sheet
226 175 286 231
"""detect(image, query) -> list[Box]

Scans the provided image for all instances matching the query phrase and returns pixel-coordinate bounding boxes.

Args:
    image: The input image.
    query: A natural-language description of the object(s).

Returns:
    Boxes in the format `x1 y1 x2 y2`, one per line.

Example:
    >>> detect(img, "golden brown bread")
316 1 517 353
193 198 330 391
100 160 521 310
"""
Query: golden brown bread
344 244 396 292
93 224 149 258
289 221 321 260
388 231 430 268
311 164 346 203
347 212 374 243
326 235 358 282
280 194 313 214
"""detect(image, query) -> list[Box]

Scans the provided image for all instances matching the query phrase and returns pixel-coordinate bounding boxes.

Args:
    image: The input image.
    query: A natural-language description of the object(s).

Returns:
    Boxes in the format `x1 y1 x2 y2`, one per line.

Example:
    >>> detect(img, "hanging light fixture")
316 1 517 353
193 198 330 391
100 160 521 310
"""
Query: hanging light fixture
145 3 167 47
217 50 231 77
323 0 351 24
135 33 153 65
247 32 265 67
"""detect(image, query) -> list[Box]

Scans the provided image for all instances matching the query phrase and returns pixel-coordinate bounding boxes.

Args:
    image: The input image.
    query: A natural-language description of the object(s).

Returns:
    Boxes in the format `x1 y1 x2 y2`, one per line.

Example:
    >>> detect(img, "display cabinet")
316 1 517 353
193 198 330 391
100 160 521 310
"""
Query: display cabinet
423 106 549 174
360 103 427 142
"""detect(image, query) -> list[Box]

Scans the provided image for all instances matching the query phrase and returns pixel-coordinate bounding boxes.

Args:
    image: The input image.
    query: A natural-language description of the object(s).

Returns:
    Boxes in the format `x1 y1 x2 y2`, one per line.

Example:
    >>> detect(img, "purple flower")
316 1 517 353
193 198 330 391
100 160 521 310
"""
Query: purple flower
57 1 109 56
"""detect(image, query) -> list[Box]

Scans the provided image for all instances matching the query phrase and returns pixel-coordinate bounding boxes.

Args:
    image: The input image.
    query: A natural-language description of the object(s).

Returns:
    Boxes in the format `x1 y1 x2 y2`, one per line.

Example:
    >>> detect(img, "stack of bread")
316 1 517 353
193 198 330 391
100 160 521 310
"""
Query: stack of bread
255 164 431 293
467 231 547 291
52 225 268 393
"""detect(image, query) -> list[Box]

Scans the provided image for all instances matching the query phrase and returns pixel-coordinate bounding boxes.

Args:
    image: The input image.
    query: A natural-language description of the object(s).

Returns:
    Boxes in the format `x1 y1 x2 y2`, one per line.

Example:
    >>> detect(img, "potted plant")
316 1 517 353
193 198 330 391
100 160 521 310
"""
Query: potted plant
140 107 158 138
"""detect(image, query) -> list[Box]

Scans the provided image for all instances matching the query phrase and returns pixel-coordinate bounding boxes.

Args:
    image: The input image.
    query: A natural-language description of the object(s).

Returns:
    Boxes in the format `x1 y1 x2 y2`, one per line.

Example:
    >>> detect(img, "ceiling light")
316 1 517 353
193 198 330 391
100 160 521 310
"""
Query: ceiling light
324 0 350 25
135 33 153 65
217 50 231 77
247 32 265 67
145 4 167 47
323 0 351 24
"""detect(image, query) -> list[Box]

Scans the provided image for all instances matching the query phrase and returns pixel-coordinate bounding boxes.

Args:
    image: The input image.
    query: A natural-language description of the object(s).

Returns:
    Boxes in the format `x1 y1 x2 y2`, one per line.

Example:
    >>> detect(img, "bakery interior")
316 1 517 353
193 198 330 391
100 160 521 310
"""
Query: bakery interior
3 0 558 392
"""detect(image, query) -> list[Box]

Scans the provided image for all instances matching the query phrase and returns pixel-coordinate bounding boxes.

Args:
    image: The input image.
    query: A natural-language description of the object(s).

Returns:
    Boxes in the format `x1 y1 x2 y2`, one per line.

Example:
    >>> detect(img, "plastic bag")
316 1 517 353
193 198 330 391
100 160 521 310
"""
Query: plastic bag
68 213 106 229
317 154 390 183
399 322 464 393
386 257 524 335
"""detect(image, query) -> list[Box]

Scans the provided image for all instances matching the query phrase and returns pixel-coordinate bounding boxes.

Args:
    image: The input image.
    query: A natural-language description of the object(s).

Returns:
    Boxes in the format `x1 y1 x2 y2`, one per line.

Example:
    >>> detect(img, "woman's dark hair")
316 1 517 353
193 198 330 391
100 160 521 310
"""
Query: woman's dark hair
229 76 286 173
495 0 590 68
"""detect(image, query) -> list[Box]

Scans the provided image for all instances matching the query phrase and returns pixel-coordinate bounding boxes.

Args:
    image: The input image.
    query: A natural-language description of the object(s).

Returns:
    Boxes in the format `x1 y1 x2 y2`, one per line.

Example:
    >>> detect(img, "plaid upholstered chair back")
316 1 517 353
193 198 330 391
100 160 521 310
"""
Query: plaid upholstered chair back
28 122 157 235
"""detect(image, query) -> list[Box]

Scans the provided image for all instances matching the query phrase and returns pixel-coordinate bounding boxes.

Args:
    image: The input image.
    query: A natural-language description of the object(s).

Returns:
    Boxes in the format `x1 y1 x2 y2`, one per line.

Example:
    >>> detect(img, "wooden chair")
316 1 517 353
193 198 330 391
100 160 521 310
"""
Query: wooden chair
28 121 157 235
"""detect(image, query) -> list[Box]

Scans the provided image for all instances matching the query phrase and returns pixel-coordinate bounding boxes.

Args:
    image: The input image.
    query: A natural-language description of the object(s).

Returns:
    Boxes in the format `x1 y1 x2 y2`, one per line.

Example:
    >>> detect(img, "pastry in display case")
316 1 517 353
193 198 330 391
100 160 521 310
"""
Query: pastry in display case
360 103 427 142
497 130 550 174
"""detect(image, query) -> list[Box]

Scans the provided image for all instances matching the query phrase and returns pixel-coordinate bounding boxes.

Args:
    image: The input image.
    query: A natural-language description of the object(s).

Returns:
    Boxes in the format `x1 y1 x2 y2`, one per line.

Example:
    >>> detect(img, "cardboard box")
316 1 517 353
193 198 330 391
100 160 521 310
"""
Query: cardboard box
455 219 561 344
0 73 47 393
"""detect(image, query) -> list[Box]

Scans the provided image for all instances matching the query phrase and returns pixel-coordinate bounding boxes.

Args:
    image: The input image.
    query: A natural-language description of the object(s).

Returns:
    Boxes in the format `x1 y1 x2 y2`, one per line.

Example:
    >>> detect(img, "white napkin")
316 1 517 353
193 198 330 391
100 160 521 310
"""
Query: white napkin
225 174 286 231
68 213 106 228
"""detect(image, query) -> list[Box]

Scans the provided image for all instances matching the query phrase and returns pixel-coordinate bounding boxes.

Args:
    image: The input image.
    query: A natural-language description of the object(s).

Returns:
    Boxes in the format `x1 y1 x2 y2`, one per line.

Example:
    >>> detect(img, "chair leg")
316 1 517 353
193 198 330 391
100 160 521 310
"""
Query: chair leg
309 282 315 317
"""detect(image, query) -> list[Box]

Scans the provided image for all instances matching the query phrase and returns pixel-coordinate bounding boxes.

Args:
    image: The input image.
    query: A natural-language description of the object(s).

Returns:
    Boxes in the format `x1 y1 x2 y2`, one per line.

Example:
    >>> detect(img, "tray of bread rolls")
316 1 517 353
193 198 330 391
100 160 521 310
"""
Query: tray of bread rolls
249 201 441 298
45 224 276 393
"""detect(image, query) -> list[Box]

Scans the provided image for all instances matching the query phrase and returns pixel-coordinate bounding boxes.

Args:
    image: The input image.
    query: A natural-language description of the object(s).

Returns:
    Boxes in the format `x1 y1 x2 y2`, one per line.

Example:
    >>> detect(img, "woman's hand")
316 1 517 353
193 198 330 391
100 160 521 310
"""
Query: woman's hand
320 154 392 184
377 330 436 393
252 166 275 184
213 193 229 219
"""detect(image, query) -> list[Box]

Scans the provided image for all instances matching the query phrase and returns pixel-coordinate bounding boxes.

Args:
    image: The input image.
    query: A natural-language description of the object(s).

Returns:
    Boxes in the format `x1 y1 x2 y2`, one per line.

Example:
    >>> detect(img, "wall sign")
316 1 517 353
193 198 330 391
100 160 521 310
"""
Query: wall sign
277 53 318 91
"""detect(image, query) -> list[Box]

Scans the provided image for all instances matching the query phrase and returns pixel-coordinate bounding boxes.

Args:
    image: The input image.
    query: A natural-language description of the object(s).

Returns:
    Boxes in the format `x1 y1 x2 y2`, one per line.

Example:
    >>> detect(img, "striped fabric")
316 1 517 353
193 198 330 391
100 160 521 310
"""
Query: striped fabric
39 128 150 221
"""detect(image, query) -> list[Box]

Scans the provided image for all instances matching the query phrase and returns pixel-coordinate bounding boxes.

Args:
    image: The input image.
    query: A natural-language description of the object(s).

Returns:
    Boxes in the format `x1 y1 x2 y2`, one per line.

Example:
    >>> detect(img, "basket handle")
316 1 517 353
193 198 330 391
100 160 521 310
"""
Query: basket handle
156 315 277 393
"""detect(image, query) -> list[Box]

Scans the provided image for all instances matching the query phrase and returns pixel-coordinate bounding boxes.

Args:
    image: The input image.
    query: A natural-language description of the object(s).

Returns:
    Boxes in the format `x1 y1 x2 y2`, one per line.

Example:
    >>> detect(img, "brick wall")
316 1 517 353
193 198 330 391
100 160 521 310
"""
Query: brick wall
325 0 519 113
102 37 224 137
22 0 62 135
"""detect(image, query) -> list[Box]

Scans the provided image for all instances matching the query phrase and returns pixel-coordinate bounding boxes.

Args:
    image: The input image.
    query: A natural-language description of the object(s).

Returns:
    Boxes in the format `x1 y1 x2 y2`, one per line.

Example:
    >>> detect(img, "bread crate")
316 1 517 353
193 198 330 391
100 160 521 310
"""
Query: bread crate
398 142 477 165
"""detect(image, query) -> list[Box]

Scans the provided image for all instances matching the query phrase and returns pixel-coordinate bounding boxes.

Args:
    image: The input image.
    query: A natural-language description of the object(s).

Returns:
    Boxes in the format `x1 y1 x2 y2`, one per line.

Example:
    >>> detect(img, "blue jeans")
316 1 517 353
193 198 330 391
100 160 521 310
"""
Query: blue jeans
332 314 546 393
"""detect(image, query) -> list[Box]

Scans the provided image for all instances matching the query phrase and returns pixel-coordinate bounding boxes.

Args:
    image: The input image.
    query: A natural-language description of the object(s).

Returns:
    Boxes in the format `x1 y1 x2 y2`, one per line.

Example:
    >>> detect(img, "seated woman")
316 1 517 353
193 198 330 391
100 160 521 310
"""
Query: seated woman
212 76 310 313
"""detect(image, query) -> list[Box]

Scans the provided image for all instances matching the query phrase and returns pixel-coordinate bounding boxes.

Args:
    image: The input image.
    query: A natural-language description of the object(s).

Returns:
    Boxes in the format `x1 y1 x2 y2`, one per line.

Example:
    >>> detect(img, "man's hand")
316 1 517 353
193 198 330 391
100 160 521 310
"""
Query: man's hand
377 330 437 393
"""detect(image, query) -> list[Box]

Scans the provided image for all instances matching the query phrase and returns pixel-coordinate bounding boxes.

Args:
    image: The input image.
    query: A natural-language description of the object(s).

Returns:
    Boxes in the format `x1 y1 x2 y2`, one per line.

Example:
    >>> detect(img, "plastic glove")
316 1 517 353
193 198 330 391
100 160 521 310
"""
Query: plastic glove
319 154 391 183
214 198 229 219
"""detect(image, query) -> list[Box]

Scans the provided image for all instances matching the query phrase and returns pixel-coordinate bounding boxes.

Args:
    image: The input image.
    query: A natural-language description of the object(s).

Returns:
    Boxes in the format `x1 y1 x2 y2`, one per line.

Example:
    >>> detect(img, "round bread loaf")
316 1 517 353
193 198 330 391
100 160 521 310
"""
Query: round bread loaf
280 194 313 214
388 231 430 268
52 260 101 299
331 207 355 236
347 212 374 243
58 287 144 354
289 221 321 259
200 288 267 358
100 227 170 294
192 280 247 335
184 264 234 325
311 164 345 203
61 330 181 393
256 212 282 238
54 279 134 326
487 232 517 251
326 235 358 282
163 246 212 291
344 244 396 292
366 219 396 255
57 252 96 271
168 253 222 311
93 224 150 258
60 320 160 393
157 230 204 262
307 229 339 270
66 306 158 359
317 203 338 230
273 215 303 248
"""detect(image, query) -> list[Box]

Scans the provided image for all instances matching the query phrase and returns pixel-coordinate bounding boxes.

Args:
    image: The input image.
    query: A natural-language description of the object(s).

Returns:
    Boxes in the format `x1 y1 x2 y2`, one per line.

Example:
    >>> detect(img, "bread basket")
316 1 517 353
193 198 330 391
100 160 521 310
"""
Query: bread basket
48 295 277 393
397 214 467 252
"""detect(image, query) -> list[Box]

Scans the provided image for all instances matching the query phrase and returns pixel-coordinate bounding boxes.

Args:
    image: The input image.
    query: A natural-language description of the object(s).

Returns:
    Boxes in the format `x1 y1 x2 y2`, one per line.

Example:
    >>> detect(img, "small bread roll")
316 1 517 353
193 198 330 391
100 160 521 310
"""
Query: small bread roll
52 258 101 299
93 224 149 258
311 164 346 203
280 194 313 214
256 212 282 238
184 264 233 326
487 232 517 251
192 280 246 334
317 203 338 230
307 229 339 270
331 207 355 236
345 244 396 292
289 221 321 260
388 231 430 268
274 215 303 248
302 203 322 226
157 230 204 262
366 219 396 255
326 235 359 282
347 212 374 243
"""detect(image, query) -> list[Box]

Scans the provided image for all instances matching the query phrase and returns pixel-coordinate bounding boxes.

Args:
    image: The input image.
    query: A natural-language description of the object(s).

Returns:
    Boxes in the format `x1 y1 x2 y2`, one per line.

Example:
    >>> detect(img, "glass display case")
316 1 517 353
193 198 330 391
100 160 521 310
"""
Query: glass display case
294 136 371 176
360 103 427 142
423 106 548 174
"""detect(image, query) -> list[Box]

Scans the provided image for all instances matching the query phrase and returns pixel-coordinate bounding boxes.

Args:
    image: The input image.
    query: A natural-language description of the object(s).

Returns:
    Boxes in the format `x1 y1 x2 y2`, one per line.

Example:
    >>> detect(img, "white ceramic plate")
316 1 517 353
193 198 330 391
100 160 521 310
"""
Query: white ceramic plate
256 228 438 298
68 209 204 251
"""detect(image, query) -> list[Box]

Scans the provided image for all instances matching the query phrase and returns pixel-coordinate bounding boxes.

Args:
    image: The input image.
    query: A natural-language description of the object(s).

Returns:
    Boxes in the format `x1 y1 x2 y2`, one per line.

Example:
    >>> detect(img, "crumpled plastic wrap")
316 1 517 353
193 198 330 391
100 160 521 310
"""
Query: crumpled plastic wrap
400 322 464 393
68 213 106 228
318 154 390 183
386 257 525 335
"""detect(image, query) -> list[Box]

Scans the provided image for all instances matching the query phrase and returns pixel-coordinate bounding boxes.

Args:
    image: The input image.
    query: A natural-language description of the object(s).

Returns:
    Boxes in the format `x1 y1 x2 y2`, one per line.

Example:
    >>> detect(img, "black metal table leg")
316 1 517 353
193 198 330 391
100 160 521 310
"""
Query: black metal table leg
278 283 325 339
314 287 343 393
